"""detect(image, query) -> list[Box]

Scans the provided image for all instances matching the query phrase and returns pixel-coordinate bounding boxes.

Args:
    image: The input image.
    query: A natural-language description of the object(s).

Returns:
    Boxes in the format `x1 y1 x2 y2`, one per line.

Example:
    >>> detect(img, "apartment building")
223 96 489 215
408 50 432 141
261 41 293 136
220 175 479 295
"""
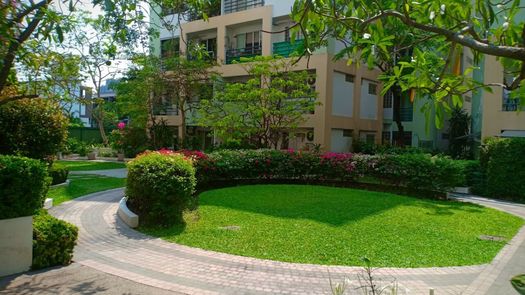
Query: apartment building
150 0 383 152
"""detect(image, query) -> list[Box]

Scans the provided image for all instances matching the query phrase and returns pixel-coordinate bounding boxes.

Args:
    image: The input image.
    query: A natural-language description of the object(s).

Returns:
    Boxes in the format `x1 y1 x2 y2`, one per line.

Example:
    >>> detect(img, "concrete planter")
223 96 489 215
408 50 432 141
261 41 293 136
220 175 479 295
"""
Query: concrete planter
87 152 97 160
0 216 33 276
117 153 125 162
453 187 471 194
118 197 139 228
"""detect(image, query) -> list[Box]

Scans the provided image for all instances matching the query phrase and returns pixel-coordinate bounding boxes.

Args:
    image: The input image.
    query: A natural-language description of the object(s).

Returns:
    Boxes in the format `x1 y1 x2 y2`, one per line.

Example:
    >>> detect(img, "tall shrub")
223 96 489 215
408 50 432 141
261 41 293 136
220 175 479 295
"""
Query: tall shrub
481 138 525 201
126 151 196 226
0 99 68 160
0 155 50 219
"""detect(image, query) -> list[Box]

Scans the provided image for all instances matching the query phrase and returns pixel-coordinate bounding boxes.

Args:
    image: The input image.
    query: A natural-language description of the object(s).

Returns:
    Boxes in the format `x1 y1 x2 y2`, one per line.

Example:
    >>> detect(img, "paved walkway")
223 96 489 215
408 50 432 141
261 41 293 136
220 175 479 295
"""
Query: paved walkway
43 189 525 294
0 263 181 295
70 168 127 178
449 194 525 295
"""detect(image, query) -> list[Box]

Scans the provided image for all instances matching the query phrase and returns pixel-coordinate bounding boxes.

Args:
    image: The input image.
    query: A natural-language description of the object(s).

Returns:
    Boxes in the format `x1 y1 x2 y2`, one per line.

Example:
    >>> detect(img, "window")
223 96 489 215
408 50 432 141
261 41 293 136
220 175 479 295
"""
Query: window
284 27 290 42
383 91 393 108
199 38 217 58
368 83 377 95
224 0 264 14
465 95 471 102
343 129 353 137
392 131 412 146
161 38 180 58
345 74 354 83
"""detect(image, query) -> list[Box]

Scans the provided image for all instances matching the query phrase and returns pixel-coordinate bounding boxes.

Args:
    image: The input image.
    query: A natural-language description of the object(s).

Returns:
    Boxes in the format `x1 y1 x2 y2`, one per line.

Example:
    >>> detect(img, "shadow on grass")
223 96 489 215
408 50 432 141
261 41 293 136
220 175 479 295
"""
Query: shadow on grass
198 184 487 226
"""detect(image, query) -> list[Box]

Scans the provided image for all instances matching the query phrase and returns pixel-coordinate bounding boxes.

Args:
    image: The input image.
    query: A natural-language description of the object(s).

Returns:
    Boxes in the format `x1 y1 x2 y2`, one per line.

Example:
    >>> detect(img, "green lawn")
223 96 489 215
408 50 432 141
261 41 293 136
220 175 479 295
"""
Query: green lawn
142 184 524 268
56 160 126 171
48 174 126 205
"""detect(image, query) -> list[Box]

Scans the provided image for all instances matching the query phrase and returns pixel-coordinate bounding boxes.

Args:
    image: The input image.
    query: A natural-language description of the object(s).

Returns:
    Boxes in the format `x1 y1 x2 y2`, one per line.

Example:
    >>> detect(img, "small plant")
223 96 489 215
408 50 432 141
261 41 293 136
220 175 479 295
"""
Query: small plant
511 274 525 295
32 210 78 269
329 258 409 295
48 163 69 185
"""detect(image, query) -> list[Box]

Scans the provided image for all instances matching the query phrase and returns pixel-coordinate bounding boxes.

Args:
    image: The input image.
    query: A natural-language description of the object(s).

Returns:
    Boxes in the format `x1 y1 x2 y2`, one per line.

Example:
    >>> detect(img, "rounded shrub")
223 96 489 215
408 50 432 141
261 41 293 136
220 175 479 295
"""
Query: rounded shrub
126 151 196 226
0 99 68 160
48 163 69 185
32 210 78 270
0 155 50 219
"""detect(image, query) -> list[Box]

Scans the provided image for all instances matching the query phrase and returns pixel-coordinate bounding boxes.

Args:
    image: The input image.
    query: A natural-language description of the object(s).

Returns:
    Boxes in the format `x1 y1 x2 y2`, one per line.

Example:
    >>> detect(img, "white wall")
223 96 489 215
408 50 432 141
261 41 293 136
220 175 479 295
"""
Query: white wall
265 0 294 17
330 129 352 152
360 79 378 120
159 14 185 40
332 71 353 117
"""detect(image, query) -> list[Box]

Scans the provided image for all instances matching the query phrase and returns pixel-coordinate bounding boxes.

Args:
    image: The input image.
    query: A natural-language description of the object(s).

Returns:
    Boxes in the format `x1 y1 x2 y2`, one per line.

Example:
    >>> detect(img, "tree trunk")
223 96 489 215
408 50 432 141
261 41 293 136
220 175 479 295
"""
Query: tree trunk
392 85 405 147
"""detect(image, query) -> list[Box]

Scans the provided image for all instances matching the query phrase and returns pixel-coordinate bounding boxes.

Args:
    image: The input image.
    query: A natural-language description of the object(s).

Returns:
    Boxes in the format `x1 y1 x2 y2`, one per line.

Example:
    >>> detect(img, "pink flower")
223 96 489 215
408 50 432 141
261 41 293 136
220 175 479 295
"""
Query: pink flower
117 122 126 130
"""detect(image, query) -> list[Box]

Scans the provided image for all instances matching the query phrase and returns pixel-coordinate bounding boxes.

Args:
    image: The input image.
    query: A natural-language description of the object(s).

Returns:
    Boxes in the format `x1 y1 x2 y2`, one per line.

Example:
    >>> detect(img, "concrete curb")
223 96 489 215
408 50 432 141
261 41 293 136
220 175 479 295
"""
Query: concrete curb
50 179 70 188
117 197 139 228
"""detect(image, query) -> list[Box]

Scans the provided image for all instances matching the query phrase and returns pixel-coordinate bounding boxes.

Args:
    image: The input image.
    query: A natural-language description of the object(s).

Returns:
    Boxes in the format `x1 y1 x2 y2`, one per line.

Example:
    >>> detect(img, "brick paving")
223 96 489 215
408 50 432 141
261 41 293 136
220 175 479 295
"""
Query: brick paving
47 189 525 295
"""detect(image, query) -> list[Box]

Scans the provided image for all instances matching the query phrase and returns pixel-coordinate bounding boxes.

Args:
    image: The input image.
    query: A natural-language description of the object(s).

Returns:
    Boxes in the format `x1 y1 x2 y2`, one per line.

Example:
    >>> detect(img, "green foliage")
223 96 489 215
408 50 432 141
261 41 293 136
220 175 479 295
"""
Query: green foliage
375 154 464 192
150 119 175 149
0 99 68 160
198 56 319 149
126 151 196 226
143 184 523 267
291 0 525 127
480 137 525 202
49 163 69 185
32 210 78 270
511 274 525 295
120 127 150 158
448 108 472 159
0 155 49 219
191 150 461 193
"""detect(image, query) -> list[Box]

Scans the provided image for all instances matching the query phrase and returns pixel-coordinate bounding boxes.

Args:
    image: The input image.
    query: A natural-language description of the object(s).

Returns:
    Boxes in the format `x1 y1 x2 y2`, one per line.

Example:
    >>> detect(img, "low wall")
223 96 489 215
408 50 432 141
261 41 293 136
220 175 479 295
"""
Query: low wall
0 216 33 276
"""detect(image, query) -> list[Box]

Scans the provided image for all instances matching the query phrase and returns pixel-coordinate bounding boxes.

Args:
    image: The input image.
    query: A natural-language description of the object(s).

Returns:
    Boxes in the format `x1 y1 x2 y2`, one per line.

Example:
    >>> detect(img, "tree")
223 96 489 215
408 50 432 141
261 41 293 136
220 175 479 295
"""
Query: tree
198 56 319 149
291 0 525 126
115 52 214 146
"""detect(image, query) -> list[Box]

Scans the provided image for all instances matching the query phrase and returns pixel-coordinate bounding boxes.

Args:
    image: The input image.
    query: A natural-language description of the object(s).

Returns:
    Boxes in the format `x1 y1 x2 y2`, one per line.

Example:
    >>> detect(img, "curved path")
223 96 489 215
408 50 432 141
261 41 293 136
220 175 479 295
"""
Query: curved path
49 189 525 295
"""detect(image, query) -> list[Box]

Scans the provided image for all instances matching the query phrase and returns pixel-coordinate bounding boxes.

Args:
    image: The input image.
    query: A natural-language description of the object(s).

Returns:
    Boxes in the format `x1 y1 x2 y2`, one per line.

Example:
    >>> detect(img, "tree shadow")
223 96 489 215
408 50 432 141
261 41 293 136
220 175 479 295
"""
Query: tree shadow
198 184 489 226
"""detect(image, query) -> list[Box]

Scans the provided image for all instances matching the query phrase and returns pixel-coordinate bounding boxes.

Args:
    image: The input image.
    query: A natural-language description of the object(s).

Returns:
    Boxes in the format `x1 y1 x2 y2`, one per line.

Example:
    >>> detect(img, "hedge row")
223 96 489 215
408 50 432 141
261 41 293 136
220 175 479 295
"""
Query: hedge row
480 138 525 202
189 150 464 194
49 163 69 185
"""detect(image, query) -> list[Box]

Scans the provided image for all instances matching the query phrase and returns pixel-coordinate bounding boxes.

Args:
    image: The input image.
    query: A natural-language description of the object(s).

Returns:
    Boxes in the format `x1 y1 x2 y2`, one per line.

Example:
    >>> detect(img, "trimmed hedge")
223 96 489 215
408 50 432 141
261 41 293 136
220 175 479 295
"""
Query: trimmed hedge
480 138 525 202
126 151 196 226
0 155 50 219
32 210 78 270
49 163 69 185
188 150 462 194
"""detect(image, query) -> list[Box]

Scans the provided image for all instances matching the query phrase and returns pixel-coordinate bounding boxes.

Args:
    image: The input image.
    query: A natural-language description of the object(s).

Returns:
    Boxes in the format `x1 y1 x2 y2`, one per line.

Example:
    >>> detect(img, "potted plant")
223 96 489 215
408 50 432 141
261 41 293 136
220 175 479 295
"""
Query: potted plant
87 145 97 160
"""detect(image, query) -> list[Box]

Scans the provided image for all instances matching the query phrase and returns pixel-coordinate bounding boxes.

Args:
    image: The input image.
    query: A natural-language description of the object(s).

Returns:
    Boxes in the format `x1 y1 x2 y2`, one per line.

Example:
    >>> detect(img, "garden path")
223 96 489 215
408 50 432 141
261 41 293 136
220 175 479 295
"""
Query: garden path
43 188 525 294
70 168 127 178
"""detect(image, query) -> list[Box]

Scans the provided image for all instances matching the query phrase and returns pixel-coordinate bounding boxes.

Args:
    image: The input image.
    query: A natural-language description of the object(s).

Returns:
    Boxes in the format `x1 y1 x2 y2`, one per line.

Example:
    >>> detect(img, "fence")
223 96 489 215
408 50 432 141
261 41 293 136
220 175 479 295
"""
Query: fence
68 127 112 143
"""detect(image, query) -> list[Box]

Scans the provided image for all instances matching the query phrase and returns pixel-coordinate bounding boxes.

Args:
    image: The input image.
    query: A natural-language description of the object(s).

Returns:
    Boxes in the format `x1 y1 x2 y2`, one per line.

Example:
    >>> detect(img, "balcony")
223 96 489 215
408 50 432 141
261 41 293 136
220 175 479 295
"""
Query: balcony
273 40 304 58
224 0 264 14
226 44 262 64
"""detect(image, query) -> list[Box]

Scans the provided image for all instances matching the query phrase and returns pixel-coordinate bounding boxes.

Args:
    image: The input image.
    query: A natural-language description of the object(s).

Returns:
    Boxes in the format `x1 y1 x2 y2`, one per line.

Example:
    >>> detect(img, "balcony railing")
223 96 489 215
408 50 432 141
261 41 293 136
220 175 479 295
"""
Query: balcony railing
224 0 264 14
398 106 413 122
273 40 304 58
226 44 262 64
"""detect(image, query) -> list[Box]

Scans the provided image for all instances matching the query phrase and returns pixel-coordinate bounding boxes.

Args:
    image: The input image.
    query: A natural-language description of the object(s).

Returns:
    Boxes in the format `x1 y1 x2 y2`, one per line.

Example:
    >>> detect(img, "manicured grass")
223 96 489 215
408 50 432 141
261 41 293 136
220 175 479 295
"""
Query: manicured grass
48 174 126 205
56 160 126 171
142 184 524 268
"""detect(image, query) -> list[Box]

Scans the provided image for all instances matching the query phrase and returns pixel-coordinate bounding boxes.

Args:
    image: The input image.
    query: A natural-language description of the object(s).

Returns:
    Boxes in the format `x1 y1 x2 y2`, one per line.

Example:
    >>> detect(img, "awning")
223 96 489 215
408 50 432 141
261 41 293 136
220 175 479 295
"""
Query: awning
498 130 525 138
